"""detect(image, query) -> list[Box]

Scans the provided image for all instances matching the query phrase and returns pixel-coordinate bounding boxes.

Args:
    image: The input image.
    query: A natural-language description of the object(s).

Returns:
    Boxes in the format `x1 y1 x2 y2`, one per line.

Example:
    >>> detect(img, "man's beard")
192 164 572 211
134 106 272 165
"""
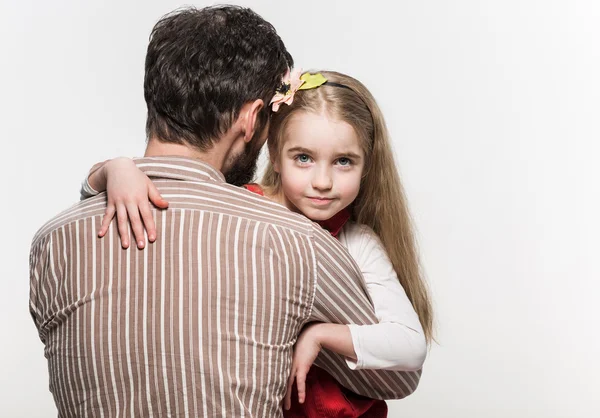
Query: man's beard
224 137 263 187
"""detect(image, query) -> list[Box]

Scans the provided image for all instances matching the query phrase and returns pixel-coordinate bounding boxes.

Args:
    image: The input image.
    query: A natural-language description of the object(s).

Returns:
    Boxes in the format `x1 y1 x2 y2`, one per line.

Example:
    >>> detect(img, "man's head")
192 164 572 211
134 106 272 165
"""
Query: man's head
144 6 292 184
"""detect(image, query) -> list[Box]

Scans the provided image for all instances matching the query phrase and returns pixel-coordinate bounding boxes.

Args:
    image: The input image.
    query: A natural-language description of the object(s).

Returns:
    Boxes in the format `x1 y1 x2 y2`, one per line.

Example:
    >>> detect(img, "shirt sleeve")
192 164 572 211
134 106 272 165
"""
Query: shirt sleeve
340 223 426 371
308 224 422 400
79 160 108 200
80 176 100 200
29 233 52 343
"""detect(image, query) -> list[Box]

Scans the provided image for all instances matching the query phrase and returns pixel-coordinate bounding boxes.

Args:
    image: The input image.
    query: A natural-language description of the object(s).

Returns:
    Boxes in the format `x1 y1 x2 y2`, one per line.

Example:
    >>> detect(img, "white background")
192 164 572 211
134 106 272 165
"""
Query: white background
2 0 599 417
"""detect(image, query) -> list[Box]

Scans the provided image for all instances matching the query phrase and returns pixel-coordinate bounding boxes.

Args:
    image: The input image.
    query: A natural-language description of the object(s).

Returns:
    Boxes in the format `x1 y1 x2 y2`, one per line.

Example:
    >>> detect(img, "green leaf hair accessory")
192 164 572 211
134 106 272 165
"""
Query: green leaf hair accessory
298 72 328 90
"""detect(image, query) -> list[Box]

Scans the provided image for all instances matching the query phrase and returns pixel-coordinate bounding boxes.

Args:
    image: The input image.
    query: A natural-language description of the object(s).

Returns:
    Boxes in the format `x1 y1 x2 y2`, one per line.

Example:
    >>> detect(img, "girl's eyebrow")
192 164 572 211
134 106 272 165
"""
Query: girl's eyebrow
286 146 314 154
335 151 362 160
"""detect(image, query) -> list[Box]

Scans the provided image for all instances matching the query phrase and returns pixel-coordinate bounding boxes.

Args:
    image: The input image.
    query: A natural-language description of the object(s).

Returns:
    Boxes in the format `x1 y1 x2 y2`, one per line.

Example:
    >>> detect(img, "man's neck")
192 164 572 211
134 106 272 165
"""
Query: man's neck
144 137 230 171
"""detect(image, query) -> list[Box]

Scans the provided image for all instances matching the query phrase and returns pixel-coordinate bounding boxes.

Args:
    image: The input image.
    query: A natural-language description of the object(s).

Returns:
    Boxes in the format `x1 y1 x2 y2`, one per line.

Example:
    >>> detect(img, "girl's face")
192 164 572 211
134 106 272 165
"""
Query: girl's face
274 111 365 221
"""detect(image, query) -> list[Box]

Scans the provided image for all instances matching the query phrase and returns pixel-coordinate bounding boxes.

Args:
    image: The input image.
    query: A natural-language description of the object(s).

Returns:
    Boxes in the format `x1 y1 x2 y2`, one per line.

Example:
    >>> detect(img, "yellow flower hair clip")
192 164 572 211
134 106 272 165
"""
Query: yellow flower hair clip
270 70 328 112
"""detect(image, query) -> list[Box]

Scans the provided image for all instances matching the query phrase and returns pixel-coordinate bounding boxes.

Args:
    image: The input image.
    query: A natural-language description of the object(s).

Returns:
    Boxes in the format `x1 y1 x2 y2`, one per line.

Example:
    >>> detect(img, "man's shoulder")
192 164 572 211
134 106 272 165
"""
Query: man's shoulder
156 179 319 237
30 179 324 251
31 195 108 249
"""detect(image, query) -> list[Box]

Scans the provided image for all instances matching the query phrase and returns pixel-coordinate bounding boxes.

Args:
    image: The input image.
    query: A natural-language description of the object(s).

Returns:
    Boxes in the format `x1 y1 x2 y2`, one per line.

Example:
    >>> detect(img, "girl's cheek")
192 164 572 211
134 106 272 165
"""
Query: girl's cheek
282 168 306 194
340 174 362 197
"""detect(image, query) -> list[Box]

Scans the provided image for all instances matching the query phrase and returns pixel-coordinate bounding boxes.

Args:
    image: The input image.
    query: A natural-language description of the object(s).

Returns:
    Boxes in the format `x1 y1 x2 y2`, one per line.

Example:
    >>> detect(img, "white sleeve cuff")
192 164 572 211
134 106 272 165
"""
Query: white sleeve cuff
345 324 364 370
80 176 100 200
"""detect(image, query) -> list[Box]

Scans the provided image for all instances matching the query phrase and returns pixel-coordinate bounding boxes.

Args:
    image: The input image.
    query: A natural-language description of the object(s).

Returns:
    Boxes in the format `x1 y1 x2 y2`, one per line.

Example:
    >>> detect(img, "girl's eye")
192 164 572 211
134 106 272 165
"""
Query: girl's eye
296 154 311 163
337 157 352 166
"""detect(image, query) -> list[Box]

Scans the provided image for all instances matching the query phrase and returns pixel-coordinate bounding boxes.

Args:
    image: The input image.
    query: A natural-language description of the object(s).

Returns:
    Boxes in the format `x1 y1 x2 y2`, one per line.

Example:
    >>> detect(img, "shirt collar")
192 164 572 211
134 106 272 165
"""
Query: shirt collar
133 156 226 183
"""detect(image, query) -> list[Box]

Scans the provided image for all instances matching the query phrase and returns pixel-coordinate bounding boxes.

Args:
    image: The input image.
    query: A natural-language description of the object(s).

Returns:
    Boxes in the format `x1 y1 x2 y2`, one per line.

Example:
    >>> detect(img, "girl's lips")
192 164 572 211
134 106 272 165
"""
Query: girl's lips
307 197 334 205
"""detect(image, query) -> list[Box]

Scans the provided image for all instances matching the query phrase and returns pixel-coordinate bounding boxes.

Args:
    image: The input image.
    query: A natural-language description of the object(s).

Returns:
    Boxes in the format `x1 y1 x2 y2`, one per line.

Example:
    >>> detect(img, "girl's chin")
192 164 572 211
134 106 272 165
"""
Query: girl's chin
302 209 336 222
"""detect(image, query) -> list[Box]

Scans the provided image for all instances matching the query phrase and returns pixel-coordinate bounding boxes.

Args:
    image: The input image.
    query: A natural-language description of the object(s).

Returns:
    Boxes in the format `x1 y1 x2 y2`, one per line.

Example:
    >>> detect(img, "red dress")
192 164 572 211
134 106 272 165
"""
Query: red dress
244 184 387 418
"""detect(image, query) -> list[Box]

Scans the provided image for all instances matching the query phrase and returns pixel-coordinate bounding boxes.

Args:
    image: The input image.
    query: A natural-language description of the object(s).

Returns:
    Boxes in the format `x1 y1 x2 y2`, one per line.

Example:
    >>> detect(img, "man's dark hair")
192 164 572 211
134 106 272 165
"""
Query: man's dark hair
144 6 293 150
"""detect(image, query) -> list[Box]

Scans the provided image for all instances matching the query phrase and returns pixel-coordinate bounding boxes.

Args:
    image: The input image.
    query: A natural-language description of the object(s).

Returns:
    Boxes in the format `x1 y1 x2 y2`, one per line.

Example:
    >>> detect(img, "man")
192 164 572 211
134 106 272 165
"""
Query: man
29 6 420 417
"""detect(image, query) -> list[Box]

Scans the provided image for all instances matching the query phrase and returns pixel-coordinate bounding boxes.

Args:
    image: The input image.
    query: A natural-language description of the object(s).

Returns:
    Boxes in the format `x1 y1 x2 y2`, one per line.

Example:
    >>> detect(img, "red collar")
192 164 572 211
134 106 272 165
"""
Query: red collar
316 209 351 238
243 183 351 238
244 183 265 196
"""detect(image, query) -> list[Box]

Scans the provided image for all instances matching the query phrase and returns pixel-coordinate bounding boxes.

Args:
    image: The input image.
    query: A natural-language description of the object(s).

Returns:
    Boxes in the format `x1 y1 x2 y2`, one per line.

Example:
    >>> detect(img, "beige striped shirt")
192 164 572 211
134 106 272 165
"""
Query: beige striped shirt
29 157 421 417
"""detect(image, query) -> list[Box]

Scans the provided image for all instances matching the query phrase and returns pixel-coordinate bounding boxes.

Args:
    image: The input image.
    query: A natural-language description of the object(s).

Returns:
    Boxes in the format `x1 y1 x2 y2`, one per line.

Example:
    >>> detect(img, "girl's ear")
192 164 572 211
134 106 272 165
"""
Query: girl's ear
269 149 281 173
272 157 281 173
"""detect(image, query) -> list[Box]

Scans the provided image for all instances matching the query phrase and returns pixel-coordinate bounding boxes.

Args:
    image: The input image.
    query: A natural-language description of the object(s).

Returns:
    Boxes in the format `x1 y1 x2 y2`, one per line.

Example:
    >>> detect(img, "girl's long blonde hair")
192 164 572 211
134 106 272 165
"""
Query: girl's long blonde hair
263 71 434 344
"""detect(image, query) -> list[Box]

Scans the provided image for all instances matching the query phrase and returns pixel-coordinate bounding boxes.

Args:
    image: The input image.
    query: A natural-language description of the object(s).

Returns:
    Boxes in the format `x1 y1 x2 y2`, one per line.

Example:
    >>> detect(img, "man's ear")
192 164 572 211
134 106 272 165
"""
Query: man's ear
241 99 265 143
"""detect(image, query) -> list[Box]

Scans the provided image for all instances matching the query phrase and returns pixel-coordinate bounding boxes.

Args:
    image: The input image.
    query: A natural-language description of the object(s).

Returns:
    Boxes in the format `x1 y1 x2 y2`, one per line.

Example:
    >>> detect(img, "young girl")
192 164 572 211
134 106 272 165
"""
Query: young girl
83 70 433 417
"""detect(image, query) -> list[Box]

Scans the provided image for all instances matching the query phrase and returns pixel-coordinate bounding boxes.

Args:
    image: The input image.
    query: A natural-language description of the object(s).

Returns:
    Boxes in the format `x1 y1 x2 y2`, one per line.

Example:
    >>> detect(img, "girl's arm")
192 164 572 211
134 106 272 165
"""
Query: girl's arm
81 157 169 249
80 160 109 199
340 223 427 371
283 322 355 410
284 223 427 407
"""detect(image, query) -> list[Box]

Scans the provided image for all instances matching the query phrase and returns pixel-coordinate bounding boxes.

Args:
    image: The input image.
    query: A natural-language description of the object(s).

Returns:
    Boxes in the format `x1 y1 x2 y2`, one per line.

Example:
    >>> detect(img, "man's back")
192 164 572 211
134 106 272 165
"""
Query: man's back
30 157 419 417
30 157 323 417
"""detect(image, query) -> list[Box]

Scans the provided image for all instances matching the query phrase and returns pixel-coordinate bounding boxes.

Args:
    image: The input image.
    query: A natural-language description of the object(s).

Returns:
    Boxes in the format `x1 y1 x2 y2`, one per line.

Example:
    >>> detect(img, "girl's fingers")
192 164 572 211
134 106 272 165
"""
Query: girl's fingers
126 203 145 249
148 181 169 209
284 369 296 410
140 202 157 242
99 205 116 237
296 367 308 404
116 203 130 248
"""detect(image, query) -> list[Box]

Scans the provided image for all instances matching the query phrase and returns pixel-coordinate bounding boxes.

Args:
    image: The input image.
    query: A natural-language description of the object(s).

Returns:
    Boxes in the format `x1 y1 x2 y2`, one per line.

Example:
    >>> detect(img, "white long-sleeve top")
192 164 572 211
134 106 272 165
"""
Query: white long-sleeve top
338 222 427 371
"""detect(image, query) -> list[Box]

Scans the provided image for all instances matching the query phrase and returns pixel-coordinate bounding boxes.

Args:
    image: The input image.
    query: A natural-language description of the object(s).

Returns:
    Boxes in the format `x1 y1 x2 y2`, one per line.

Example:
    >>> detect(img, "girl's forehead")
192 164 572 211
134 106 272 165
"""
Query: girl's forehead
283 111 361 151
288 110 343 128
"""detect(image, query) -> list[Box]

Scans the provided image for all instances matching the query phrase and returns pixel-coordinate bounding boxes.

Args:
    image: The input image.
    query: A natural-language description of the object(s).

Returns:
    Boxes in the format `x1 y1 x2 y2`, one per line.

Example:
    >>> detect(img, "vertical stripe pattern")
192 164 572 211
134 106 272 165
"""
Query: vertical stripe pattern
29 157 420 417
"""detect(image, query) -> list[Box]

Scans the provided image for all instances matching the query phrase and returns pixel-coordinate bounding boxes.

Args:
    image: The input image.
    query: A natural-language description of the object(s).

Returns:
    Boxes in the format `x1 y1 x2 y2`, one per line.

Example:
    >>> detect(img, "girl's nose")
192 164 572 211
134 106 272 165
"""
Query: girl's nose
312 166 333 191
